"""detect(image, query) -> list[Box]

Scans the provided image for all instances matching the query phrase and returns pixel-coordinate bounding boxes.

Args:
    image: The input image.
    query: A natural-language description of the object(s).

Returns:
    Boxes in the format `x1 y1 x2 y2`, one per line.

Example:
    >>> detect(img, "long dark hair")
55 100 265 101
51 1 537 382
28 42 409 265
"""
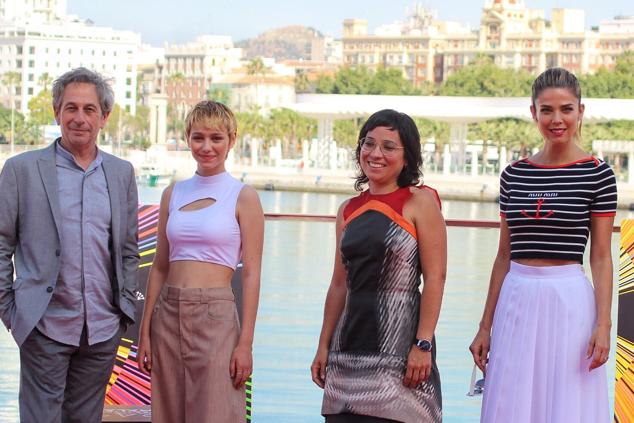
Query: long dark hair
353 109 423 191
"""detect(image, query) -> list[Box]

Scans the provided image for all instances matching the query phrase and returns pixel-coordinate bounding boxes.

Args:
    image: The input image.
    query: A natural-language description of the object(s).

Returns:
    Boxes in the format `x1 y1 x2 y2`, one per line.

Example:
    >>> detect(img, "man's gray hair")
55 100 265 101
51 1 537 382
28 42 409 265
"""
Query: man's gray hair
52 67 115 116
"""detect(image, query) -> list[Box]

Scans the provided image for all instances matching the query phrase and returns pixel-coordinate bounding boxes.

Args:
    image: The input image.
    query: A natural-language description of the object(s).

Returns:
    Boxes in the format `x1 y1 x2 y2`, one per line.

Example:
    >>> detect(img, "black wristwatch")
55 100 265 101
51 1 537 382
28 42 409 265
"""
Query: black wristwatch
414 338 433 352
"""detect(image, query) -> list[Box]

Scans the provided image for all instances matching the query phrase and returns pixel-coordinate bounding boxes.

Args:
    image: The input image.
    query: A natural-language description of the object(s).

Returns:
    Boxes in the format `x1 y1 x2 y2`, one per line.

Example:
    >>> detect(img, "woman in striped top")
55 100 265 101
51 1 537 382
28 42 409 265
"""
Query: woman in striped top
469 68 617 423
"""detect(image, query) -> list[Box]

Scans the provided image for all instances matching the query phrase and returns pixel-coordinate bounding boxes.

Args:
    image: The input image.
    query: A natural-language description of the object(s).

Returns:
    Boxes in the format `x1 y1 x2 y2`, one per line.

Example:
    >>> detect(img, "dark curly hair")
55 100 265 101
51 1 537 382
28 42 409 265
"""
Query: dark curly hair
353 109 423 191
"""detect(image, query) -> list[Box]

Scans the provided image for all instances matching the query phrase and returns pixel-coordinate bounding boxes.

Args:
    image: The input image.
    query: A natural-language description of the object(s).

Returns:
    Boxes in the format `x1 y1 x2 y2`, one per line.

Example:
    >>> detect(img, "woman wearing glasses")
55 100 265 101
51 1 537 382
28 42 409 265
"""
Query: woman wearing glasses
311 109 446 422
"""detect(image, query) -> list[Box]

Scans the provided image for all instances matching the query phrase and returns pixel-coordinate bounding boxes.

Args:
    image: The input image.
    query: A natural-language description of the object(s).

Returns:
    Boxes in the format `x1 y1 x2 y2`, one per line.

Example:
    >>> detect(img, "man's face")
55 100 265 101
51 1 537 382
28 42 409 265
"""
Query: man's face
54 82 109 151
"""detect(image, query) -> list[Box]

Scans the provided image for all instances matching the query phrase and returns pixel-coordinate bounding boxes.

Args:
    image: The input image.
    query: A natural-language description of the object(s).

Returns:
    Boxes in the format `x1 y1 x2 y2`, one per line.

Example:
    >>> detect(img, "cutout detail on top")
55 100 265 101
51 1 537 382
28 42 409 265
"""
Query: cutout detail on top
179 198 216 211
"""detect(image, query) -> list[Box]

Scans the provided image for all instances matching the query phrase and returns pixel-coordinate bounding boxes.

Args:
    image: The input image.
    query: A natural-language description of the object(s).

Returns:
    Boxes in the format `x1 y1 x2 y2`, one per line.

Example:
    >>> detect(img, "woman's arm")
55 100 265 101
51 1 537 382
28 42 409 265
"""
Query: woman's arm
587 215 614 371
311 201 349 388
137 184 174 375
469 217 511 372
232 185 264 388
403 189 447 388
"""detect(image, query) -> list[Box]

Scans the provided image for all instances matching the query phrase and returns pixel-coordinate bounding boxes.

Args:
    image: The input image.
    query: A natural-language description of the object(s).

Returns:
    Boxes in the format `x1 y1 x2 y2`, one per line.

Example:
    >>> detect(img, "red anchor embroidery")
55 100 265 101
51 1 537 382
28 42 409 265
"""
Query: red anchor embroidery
521 198 554 219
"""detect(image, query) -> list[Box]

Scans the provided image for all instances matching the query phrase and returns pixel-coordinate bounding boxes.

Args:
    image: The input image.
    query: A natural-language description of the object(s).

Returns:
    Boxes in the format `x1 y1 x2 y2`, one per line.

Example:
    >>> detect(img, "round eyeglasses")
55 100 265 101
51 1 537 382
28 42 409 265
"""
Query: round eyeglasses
359 137 405 157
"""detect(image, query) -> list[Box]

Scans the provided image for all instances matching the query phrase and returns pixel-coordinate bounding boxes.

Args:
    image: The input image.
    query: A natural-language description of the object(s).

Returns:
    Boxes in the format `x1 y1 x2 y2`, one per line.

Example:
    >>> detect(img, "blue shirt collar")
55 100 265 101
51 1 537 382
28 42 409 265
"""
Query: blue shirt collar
55 138 103 172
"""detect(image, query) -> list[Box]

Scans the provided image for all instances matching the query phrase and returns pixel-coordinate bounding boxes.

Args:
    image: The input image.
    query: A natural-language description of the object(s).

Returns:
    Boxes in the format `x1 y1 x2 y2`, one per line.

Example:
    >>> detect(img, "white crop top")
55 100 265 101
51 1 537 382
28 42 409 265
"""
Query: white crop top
166 171 244 269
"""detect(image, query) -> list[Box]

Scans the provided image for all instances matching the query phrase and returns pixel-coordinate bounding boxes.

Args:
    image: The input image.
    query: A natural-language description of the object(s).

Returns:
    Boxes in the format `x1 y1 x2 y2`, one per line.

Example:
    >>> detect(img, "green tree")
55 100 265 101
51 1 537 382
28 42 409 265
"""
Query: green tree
469 118 541 158
295 70 311 93
267 108 316 155
246 57 270 78
246 57 271 109
368 67 420 95
313 66 421 95
103 104 126 144
38 72 53 91
438 55 533 97
314 74 335 93
581 52 634 98
27 89 55 126
414 118 449 144
584 121 634 151
0 105 40 145
166 72 187 140
235 108 266 139
208 85 231 105
330 66 373 94
334 118 363 148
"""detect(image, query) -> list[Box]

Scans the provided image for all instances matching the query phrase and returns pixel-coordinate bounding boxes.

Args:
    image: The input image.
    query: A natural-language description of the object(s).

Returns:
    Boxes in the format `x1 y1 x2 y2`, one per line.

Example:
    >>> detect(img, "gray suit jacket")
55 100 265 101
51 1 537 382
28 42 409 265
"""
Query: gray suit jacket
0 142 139 346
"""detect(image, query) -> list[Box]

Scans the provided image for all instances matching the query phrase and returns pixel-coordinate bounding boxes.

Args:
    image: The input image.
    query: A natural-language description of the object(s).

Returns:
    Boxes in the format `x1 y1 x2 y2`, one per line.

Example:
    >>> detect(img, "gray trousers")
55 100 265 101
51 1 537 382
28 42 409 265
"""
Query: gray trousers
19 326 121 423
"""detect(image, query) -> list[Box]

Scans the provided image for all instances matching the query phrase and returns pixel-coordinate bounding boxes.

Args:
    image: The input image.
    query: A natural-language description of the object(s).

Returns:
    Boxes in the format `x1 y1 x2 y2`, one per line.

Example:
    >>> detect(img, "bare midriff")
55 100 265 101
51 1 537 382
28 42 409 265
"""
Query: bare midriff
514 258 579 267
166 260 234 288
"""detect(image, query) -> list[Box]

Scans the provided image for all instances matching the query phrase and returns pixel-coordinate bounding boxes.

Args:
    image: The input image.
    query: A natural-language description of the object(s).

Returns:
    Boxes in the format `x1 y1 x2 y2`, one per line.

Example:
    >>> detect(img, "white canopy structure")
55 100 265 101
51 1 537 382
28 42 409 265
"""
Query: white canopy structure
289 93 634 123
284 94 634 175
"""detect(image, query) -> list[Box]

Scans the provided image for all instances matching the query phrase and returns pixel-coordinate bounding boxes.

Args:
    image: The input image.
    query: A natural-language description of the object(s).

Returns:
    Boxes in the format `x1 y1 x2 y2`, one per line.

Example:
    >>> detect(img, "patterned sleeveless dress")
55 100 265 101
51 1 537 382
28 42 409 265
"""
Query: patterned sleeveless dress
321 186 442 423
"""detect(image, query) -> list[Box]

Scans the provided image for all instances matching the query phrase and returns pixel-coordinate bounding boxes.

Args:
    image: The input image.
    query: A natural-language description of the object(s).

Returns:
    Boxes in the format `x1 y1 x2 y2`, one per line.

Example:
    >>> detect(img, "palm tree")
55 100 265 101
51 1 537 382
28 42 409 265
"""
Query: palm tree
166 72 186 141
2 71 21 155
38 72 52 91
246 57 270 109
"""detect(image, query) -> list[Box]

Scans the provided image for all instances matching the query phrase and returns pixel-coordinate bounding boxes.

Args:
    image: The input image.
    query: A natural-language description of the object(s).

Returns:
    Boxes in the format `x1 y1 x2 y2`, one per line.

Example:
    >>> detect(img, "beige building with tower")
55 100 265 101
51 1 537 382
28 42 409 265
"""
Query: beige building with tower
342 0 634 86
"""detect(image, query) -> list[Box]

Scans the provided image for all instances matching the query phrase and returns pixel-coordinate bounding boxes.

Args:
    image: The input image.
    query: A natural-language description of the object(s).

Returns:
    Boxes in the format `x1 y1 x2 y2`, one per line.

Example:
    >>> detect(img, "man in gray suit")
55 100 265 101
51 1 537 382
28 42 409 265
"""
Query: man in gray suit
0 67 139 423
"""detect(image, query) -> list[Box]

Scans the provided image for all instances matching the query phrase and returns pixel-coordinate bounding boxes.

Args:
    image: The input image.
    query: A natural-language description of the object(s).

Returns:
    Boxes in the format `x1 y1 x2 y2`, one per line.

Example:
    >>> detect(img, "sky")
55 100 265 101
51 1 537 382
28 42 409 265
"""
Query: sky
66 0 632 46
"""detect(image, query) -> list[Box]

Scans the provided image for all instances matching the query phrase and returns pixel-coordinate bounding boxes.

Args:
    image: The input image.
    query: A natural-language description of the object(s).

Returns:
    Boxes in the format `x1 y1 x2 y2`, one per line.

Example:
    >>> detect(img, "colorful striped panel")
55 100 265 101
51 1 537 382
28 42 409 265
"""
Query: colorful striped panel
616 219 634 422
104 204 253 421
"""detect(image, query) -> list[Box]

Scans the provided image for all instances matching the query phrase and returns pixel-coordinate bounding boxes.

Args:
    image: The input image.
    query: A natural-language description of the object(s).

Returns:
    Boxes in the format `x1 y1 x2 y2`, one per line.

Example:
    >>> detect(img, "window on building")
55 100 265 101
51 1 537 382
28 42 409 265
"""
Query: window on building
28 87 33 95
28 60 34 68
16 59 22 68
125 105 130 113
28 74 33 81
17 46 23 54
29 46 35 54
126 91 131 99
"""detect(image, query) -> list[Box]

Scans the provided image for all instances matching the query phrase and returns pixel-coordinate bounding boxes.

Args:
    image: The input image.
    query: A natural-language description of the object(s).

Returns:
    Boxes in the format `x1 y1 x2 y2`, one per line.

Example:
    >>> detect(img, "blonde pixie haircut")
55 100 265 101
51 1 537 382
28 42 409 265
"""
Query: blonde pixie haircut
184 100 237 139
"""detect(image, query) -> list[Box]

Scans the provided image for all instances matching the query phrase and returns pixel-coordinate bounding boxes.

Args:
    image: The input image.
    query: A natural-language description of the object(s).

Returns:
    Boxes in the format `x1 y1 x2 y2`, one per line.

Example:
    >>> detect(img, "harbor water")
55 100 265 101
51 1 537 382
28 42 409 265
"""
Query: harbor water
0 187 626 422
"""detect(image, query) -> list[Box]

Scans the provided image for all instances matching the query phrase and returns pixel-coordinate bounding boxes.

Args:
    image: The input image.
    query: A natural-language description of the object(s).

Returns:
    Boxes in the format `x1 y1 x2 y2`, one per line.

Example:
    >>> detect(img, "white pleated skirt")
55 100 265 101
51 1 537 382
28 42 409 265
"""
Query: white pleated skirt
480 262 610 423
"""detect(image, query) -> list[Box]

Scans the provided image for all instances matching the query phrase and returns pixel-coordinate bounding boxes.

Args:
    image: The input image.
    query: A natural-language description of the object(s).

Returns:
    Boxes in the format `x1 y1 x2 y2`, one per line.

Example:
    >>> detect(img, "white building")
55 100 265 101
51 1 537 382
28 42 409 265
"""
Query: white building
0 0 66 23
212 74 296 113
163 35 242 80
0 0 141 116
599 15 634 34
311 36 343 64
160 35 242 115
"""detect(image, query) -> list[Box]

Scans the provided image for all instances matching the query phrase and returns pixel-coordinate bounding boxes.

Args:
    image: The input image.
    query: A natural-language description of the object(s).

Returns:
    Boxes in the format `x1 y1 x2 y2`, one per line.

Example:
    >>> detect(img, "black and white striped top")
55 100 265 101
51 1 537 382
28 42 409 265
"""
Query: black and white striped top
500 157 617 263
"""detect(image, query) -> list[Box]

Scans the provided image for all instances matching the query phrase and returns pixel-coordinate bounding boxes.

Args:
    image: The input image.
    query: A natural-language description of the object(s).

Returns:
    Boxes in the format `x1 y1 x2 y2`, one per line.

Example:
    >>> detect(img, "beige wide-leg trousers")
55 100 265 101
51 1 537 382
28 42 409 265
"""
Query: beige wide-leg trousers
150 285 245 423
